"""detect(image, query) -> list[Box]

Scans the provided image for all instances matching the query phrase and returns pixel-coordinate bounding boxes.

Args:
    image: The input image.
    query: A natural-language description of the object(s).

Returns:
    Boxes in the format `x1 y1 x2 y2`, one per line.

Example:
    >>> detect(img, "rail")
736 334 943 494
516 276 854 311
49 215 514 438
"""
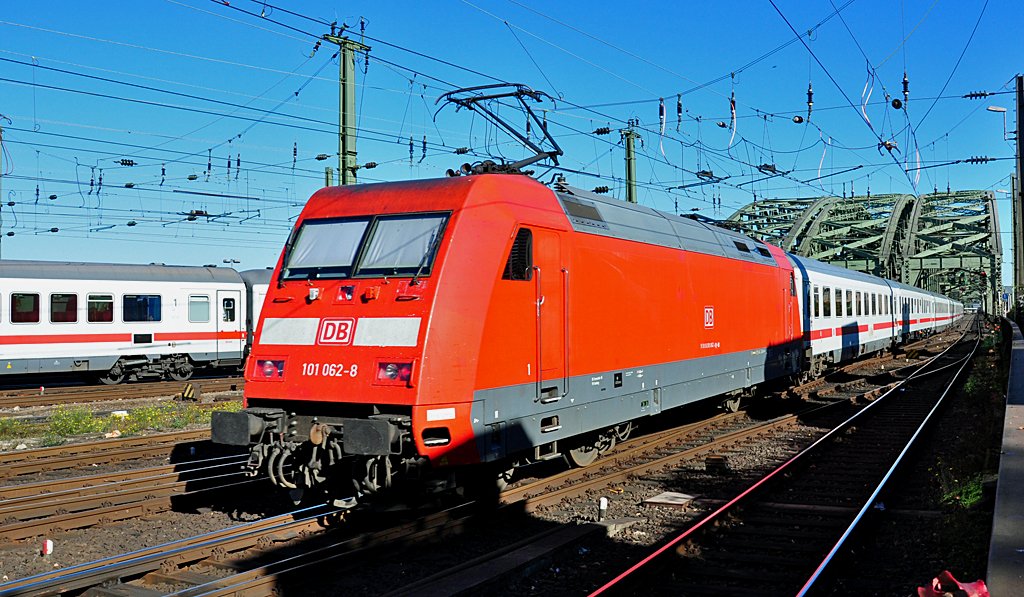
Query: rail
589 317 977 595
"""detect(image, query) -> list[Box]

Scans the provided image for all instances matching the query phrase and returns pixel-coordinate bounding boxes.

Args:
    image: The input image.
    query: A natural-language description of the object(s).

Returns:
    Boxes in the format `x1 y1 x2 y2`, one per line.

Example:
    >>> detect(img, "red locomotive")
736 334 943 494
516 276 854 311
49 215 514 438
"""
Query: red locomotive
212 174 959 500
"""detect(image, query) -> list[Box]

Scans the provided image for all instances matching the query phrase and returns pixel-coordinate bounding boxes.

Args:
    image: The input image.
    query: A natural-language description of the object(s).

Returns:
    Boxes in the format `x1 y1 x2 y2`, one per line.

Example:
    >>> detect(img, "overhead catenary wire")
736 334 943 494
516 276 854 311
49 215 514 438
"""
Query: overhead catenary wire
767 0 918 192
0 0 1006 253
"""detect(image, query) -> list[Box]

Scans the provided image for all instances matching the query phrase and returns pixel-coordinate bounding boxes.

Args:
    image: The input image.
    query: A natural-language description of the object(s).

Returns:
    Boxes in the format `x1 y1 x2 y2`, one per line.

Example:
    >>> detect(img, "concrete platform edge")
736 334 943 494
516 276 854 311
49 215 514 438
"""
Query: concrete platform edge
986 320 1024 595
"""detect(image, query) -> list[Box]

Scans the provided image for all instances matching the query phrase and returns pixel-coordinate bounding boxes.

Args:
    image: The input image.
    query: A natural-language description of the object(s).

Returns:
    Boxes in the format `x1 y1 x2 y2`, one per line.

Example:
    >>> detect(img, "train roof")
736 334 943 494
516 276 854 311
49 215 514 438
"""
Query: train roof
786 253 891 285
239 268 273 286
0 260 244 283
553 183 778 266
787 254 955 300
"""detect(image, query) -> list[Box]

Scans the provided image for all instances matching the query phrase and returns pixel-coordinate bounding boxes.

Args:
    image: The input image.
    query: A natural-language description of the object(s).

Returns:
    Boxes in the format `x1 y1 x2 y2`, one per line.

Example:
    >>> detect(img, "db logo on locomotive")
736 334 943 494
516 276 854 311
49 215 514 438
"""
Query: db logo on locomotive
317 317 355 345
704 306 715 329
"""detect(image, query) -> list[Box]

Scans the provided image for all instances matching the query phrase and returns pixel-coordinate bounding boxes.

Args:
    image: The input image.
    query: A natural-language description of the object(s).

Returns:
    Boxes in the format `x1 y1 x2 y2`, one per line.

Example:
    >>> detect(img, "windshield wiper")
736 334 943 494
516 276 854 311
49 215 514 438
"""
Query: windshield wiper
410 227 443 286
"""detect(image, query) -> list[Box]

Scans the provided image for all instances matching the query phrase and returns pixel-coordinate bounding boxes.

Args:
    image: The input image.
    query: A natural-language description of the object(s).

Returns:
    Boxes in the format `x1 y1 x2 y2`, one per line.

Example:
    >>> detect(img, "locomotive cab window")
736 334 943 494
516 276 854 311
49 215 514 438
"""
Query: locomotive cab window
281 212 449 280
188 295 210 323
502 228 533 281
359 213 448 277
50 293 78 323
88 294 113 323
11 293 39 323
123 294 161 322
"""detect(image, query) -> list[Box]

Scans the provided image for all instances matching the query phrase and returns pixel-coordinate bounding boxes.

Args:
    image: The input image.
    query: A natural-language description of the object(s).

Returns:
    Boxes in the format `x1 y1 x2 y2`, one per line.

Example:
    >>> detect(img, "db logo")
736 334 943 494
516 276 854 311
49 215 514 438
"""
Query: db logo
703 306 715 329
317 318 355 345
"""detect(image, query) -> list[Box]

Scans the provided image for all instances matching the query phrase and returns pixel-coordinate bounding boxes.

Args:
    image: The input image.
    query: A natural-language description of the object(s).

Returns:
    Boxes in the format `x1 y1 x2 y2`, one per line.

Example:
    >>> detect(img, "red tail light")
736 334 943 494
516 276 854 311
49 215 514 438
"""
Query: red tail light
375 361 413 385
255 359 286 380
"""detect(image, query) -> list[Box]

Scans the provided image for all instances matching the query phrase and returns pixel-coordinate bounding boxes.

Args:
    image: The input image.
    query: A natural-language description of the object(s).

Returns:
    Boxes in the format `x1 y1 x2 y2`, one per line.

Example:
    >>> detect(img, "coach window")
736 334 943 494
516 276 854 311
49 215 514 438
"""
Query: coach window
88 294 114 323
222 298 236 322
822 287 832 317
188 295 210 323
123 294 161 322
835 288 843 317
502 228 534 281
813 285 820 318
50 293 78 323
855 291 862 316
11 293 39 323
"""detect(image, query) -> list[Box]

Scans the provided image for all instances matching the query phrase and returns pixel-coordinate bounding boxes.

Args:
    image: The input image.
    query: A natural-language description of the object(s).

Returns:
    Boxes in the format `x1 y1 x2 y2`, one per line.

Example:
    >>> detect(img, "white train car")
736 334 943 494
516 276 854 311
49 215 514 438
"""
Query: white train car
0 261 271 384
790 255 962 377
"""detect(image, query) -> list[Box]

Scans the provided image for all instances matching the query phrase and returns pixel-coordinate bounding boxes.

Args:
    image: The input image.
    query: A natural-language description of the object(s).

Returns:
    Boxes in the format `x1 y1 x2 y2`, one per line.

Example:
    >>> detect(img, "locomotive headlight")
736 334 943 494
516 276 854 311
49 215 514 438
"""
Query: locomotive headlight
256 359 286 380
375 361 413 385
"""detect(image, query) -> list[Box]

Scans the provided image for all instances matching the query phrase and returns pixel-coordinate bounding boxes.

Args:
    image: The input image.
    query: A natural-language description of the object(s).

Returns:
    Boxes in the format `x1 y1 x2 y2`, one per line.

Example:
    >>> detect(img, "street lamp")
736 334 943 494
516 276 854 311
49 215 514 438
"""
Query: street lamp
987 105 1010 141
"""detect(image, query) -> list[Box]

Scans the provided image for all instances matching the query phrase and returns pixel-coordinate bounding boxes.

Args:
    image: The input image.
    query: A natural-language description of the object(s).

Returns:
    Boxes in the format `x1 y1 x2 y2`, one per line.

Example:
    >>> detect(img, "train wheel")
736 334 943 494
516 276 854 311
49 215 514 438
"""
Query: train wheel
495 466 516 492
98 365 126 385
567 441 600 467
169 363 194 382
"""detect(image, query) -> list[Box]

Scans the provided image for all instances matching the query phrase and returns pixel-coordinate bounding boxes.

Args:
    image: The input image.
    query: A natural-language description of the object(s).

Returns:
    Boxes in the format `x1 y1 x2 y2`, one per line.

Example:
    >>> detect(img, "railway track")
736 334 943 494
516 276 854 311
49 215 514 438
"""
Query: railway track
0 429 219 478
0 401 856 594
590 321 979 595
0 377 243 410
786 327 964 401
0 327 969 595
0 455 251 542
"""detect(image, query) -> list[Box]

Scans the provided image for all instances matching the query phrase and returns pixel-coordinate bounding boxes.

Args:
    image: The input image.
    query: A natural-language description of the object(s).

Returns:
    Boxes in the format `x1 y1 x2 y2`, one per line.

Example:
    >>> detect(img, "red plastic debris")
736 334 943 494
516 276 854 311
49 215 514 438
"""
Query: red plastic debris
917 570 989 597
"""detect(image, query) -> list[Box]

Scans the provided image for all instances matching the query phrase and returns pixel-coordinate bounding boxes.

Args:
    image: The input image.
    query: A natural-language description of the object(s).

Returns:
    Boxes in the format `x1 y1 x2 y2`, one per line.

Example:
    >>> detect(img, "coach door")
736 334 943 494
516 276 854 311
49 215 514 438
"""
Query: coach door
216 290 243 362
534 229 567 403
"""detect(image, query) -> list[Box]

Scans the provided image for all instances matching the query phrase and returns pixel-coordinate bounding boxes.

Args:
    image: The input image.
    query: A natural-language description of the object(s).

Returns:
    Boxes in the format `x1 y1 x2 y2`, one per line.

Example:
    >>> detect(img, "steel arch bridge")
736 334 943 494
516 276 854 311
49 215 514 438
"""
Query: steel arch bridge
725 190 1001 311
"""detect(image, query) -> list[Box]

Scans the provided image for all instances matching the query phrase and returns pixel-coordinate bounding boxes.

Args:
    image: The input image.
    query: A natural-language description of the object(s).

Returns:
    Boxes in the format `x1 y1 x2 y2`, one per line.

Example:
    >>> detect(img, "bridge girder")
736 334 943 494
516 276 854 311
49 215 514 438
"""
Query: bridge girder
725 190 1001 311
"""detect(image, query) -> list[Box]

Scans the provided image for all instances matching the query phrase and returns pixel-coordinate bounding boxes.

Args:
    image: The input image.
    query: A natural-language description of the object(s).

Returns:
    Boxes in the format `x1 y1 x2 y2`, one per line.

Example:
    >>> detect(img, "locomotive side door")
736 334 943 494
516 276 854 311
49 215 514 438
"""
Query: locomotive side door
216 289 243 363
534 228 567 402
784 272 795 340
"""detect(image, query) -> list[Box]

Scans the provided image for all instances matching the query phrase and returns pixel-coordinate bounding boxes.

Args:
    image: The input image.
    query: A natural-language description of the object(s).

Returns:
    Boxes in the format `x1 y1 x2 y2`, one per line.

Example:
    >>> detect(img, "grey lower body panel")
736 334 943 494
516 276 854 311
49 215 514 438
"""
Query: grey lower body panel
0 355 119 376
186 351 243 363
472 342 802 462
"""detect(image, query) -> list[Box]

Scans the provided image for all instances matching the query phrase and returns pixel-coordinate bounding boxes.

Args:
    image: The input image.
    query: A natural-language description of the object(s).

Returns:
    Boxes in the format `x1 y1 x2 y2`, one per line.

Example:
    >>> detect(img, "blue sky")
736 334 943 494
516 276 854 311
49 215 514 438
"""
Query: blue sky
0 1 1019 280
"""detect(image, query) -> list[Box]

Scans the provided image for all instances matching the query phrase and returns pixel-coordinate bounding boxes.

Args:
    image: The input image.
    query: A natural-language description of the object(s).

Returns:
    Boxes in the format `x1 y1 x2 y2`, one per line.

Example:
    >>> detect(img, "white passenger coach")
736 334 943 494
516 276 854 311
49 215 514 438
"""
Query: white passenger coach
0 261 270 384
791 255 963 377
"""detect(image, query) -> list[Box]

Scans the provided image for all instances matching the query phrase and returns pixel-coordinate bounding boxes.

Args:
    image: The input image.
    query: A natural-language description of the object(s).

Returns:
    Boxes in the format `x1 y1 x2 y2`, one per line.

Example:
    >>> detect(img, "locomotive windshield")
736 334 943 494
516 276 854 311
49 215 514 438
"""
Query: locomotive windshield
281 212 449 280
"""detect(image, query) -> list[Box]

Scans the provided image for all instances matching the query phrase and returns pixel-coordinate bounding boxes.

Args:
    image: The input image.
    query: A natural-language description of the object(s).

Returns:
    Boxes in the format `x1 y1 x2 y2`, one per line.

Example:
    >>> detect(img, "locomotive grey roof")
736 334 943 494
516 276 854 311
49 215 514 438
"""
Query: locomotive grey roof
553 184 777 266
0 260 244 283
550 185 958 301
